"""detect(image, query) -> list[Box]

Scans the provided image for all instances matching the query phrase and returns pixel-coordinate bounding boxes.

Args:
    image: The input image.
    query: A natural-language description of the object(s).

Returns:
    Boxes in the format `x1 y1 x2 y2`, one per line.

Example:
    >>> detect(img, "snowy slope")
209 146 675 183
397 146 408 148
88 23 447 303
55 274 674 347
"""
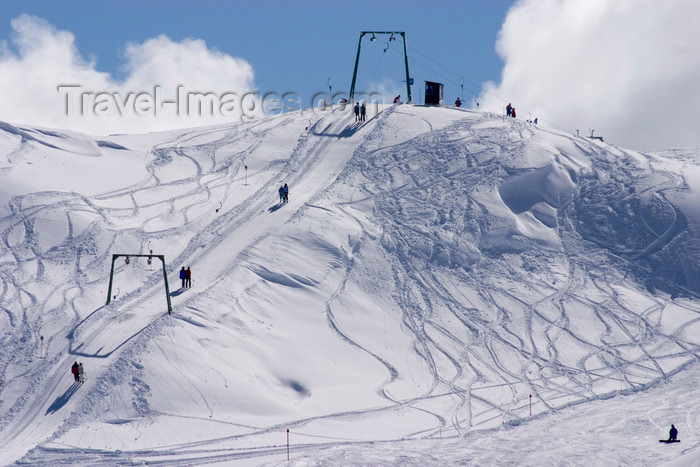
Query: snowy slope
1 105 700 465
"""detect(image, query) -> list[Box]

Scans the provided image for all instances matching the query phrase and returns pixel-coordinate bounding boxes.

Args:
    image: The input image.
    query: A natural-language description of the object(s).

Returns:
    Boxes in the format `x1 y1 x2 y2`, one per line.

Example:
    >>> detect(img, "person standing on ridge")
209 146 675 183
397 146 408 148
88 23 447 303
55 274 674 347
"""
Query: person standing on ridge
506 103 512 117
360 102 366 122
78 363 85 383
179 267 186 288
283 183 289 203
354 102 360 121
669 424 678 441
278 185 284 203
185 267 192 288
71 361 80 382
455 97 462 107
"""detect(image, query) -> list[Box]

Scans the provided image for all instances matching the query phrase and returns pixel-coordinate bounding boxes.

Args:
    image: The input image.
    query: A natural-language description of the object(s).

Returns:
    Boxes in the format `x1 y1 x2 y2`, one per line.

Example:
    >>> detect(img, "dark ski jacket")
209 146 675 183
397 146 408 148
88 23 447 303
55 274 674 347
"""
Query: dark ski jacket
179 268 186 280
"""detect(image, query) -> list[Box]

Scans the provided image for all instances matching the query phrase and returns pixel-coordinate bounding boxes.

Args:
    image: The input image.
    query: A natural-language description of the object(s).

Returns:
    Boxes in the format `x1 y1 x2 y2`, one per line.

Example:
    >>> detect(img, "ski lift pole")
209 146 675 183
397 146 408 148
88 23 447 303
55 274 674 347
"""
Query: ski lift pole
106 254 118 305
401 32 412 103
349 33 365 103
106 254 172 314
349 31 411 103
161 257 172 314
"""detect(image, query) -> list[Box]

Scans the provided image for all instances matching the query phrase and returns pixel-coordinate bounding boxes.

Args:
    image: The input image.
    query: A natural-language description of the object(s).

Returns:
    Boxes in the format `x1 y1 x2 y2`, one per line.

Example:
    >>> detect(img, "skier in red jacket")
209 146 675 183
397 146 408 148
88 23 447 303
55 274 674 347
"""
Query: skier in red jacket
71 361 80 382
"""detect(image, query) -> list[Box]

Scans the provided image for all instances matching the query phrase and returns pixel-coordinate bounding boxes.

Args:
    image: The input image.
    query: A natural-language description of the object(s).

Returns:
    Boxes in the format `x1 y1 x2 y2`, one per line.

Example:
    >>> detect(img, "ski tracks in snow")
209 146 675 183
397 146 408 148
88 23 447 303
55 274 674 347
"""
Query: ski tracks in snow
313 110 700 443
4 107 700 465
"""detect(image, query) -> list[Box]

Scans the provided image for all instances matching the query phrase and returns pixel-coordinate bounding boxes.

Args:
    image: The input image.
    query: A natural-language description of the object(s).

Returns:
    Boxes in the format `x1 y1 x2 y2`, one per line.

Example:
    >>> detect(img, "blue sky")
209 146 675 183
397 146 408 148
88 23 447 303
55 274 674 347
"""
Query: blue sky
0 0 515 107
0 1 698 151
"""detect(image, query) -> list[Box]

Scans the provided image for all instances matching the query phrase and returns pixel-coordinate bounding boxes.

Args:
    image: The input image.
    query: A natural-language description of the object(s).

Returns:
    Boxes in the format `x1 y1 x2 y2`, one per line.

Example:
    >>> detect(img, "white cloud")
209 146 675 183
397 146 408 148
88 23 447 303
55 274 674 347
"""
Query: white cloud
480 0 700 151
366 78 404 104
0 15 256 135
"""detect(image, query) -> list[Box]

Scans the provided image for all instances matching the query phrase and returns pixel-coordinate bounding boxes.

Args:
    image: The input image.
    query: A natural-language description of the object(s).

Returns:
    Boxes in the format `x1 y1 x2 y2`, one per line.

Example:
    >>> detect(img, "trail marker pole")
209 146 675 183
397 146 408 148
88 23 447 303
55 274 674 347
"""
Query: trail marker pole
328 77 333 110
39 335 44 358
287 429 290 460
245 165 248 185
529 394 532 416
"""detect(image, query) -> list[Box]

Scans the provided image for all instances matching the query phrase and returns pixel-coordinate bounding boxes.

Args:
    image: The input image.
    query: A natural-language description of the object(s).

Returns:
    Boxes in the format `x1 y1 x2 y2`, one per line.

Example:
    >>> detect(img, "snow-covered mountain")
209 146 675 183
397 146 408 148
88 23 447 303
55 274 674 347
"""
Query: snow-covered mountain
1 105 699 465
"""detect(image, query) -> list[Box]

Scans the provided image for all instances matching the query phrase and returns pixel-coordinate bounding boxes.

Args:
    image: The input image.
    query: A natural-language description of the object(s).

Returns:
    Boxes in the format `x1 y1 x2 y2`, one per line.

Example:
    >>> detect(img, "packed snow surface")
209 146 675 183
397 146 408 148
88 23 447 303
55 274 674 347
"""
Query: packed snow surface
1 105 700 465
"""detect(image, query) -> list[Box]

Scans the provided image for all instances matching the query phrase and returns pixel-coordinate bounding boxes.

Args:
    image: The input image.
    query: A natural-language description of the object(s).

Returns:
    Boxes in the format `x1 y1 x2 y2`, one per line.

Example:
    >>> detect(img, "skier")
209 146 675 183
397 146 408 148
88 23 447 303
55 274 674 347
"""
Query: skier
283 183 289 203
669 424 678 441
353 102 360 121
455 97 462 107
360 102 366 122
506 103 512 117
278 185 284 203
71 361 80 382
185 267 192 288
78 363 85 383
179 267 186 288
393 95 400 104
511 107 516 118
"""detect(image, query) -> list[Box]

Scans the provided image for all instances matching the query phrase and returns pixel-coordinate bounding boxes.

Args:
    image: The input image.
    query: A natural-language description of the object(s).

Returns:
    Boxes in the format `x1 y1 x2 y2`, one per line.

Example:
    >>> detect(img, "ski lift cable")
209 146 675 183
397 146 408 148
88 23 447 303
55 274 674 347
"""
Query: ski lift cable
407 44 518 110
399 46 504 107
410 46 578 135
404 44 574 131
372 50 386 84
385 46 462 89
386 46 480 97
368 38 392 86
355 37 570 132
387 47 492 103
402 43 510 105
407 45 480 89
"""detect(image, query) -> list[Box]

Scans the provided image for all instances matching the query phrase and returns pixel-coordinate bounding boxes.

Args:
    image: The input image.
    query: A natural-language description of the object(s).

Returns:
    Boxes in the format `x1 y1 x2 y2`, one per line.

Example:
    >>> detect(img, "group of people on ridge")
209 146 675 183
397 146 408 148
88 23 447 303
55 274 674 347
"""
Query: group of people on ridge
179 266 192 288
353 102 367 122
506 103 517 118
278 183 289 204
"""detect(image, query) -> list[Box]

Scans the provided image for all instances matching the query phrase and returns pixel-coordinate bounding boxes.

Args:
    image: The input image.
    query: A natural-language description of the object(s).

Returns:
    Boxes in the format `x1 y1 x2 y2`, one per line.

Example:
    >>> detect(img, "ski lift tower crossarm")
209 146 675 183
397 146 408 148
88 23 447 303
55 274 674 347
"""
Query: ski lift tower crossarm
349 31 412 104
106 253 172 314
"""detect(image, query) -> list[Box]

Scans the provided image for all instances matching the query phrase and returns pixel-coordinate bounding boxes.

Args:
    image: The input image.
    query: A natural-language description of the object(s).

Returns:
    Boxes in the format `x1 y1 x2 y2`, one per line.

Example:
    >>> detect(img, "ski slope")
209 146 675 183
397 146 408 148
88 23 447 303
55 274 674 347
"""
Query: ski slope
1 104 700 465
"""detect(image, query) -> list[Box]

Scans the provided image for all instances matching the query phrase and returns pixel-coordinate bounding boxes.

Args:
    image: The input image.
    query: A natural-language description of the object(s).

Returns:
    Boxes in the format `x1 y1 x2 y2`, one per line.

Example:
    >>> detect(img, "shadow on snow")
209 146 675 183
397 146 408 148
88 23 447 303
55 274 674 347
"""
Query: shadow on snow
45 382 81 415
